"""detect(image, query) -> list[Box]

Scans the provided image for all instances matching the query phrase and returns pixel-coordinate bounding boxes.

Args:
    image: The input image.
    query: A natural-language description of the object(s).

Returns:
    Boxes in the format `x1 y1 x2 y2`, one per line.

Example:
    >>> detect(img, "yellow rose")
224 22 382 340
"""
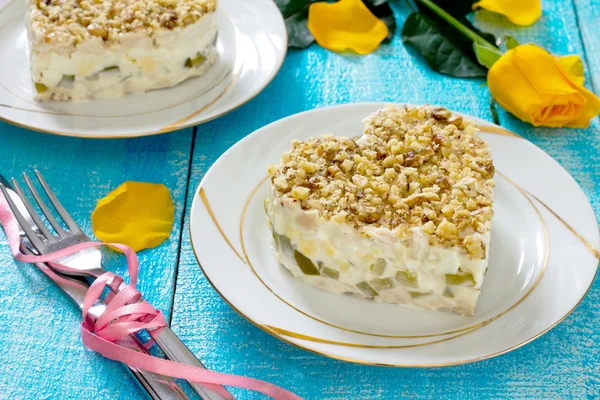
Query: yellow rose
473 0 541 26
487 44 600 128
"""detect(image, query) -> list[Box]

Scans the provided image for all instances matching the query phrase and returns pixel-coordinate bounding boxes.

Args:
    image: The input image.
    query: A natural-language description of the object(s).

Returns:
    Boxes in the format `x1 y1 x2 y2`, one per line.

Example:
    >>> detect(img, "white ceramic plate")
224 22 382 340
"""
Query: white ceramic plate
0 0 286 138
189 103 600 367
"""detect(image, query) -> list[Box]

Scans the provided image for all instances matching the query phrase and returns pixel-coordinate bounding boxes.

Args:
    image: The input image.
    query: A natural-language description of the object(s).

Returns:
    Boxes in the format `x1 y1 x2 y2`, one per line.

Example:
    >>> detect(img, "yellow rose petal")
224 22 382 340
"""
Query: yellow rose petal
557 55 585 87
473 0 541 26
91 181 174 252
307 0 389 55
487 44 600 128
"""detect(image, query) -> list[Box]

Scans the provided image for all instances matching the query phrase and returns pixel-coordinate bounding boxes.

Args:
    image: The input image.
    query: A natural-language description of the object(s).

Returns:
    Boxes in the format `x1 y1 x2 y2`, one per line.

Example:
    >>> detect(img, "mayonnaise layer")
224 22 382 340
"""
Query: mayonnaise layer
28 12 217 101
266 186 490 316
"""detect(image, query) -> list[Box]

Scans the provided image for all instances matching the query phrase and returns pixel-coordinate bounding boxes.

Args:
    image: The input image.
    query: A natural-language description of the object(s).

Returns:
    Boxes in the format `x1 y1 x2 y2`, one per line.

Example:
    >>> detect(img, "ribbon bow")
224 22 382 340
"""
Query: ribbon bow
0 194 302 400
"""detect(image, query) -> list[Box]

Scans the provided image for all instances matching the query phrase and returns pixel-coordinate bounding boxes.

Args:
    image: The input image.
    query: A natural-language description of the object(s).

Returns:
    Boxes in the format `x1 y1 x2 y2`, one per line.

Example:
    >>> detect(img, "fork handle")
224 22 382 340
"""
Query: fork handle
154 327 231 400
127 337 190 400
105 280 232 400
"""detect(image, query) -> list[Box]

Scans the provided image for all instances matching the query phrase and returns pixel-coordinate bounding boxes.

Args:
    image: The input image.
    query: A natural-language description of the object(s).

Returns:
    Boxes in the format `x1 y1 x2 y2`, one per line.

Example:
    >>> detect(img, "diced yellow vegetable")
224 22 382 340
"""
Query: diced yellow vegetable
395 270 418 288
446 273 476 286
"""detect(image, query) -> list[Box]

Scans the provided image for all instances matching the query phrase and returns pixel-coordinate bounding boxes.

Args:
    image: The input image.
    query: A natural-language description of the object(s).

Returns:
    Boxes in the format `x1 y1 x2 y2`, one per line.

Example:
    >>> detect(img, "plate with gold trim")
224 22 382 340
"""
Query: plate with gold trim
189 103 599 367
0 0 286 138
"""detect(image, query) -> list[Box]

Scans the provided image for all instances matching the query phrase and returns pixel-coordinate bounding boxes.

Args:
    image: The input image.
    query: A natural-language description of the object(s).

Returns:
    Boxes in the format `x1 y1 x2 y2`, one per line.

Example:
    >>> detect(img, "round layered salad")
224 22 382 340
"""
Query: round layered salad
265 105 495 316
26 0 218 101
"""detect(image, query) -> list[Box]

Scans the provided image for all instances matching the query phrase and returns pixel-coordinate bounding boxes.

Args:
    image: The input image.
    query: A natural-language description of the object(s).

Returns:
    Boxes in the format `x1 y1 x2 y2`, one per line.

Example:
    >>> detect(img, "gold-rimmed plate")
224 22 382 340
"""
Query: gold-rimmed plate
0 0 286 138
189 103 600 367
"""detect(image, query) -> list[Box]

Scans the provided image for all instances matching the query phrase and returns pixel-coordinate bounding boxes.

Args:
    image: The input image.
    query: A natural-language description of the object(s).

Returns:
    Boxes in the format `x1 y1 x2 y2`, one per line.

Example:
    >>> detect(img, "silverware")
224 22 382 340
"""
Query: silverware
1 171 231 400
1 177 186 400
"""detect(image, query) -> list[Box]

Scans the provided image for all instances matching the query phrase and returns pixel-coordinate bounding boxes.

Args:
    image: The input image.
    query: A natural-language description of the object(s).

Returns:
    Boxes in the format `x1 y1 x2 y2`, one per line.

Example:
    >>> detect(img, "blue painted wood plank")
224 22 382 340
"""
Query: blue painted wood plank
573 0 600 92
173 1 600 399
170 2 600 399
0 124 194 399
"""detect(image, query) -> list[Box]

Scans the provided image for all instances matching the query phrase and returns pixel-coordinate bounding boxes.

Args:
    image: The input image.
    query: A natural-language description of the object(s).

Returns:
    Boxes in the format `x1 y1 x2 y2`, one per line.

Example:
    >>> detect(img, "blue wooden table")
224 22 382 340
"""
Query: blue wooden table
1 1 599 398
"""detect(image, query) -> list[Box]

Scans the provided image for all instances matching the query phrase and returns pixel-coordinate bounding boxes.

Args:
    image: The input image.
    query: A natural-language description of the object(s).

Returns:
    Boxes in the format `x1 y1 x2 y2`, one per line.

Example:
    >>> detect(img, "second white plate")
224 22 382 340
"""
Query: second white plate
190 103 599 367
0 0 286 138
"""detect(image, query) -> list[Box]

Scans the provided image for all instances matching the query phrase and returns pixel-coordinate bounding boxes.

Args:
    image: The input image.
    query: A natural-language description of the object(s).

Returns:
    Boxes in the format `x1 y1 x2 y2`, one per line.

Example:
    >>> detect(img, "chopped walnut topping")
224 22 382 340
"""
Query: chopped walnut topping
28 0 216 45
269 105 495 258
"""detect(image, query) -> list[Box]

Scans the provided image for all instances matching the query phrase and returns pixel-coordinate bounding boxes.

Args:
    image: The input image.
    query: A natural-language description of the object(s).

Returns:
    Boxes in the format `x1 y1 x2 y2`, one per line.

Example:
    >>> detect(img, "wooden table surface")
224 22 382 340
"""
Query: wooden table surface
1 1 599 399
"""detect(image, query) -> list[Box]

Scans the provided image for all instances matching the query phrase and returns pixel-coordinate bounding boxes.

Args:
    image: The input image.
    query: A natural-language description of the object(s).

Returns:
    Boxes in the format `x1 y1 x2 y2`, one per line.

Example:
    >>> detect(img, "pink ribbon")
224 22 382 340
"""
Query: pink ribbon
0 194 302 400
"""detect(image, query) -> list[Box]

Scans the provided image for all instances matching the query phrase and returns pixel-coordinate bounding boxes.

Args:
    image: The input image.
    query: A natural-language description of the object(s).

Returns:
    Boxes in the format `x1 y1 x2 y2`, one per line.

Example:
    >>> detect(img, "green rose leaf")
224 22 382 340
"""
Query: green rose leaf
501 35 520 50
473 42 503 68
285 12 315 48
416 1 497 46
363 0 388 6
274 0 314 49
402 12 489 78
274 0 311 18
423 0 478 17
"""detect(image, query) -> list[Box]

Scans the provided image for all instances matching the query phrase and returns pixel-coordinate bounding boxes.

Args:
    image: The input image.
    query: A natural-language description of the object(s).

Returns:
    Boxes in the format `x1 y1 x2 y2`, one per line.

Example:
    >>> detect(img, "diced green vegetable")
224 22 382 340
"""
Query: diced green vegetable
356 281 378 298
276 234 293 256
446 273 476 286
321 266 340 280
443 288 454 298
395 270 418 288
409 291 429 299
185 53 206 68
293 250 320 275
35 83 48 93
64 75 75 81
103 66 119 71
368 277 395 292
369 258 386 275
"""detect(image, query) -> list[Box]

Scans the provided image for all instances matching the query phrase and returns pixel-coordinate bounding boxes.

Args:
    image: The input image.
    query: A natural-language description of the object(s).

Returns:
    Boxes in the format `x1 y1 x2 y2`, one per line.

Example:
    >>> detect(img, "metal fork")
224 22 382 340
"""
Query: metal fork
0 171 230 400
0 175 188 400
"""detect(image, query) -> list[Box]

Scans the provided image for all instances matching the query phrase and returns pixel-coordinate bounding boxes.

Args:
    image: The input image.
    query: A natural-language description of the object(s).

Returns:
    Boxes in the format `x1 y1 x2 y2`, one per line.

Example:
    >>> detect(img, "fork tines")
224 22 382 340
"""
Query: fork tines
0 171 84 253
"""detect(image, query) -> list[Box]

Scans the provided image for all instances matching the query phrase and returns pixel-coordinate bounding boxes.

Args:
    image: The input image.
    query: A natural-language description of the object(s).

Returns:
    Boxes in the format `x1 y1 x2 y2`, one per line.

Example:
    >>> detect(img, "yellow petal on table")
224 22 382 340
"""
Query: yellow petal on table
307 0 388 55
473 0 541 26
91 181 174 252
556 54 585 87
487 44 600 128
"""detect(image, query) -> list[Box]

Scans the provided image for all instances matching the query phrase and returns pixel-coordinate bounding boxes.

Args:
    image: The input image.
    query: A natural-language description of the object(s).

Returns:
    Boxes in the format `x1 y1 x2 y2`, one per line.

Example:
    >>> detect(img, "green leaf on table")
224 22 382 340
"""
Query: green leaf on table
274 0 314 48
274 0 311 18
422 0 478 17
402 12 489 78
415 1 497 46
473 42 503 68
285 12 315 48
363 0 389 6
